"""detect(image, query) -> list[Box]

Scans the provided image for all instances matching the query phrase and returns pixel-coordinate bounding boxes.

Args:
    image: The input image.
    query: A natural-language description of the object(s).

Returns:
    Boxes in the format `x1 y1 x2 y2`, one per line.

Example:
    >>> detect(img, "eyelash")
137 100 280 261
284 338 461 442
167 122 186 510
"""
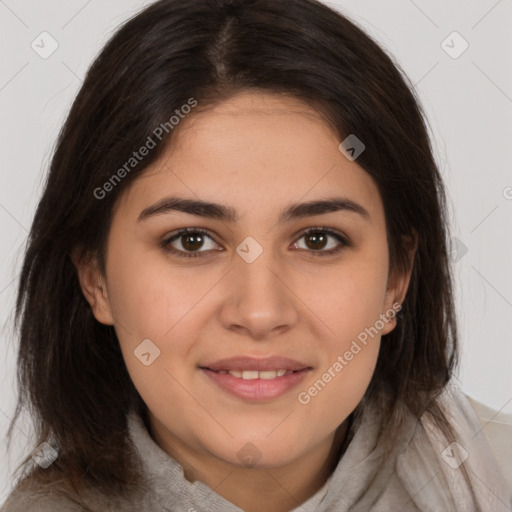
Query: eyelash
160 227 350 259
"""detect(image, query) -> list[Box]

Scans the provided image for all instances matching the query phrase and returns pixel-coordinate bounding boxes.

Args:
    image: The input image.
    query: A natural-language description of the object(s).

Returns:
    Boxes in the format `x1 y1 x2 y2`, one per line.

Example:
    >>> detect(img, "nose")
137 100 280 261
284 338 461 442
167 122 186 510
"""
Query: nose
218 246 300 341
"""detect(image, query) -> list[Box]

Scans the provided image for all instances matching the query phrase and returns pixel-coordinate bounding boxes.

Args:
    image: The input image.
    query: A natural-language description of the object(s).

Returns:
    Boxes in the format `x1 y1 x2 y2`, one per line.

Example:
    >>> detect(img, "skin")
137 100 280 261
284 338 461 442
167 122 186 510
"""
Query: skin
75 91 415 512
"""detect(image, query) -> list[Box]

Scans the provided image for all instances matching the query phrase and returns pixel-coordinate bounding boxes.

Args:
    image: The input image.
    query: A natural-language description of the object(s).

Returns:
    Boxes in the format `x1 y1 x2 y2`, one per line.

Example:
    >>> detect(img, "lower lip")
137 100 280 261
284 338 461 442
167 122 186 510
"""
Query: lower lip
200 368 311 401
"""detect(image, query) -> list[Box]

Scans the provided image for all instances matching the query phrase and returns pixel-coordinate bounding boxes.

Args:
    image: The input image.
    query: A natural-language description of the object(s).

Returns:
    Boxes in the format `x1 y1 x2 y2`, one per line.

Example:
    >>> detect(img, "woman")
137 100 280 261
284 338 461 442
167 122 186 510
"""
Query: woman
2 0 511 511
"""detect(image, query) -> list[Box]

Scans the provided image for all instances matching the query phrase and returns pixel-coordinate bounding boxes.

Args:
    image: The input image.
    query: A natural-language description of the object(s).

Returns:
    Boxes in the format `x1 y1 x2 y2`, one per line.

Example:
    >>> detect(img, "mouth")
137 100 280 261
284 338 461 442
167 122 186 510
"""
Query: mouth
198 356 312 401
205 368 303 379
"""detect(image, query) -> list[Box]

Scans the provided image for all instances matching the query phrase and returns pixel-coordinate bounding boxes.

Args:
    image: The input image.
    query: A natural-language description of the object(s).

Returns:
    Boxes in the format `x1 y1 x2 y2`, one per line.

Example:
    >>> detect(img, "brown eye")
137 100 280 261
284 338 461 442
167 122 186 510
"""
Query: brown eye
304 231 328 250
161 226 349 259
181 232 206 251
161 228 220 258
292 228 349 256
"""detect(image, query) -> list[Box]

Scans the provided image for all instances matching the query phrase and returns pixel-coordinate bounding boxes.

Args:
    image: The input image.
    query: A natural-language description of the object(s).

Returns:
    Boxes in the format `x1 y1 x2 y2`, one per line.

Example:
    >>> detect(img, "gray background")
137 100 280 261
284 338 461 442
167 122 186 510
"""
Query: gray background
1 0 511 504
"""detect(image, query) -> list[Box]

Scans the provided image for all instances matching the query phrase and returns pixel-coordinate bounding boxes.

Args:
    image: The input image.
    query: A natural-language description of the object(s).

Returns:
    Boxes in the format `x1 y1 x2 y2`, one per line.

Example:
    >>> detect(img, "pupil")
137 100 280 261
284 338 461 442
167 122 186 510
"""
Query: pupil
183 233 204 251
306 232 326 250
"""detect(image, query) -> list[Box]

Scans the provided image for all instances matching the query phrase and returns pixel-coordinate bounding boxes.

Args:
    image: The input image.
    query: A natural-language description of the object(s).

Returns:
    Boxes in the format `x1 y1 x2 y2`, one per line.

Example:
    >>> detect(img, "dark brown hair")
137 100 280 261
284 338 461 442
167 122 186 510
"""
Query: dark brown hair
8 0 458 498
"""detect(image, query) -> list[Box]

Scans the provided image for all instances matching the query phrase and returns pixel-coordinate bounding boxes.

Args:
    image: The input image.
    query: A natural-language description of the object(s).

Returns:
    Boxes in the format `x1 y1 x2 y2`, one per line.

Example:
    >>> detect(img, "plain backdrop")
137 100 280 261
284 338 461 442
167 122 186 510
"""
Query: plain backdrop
1 0 511 505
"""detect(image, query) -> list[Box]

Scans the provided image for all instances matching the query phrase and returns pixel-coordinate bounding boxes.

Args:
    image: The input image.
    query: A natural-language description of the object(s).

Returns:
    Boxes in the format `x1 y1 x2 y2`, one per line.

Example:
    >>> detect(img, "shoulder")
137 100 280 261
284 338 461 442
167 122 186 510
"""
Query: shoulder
1 469 154 512
465 393 512 490
0 476 89 512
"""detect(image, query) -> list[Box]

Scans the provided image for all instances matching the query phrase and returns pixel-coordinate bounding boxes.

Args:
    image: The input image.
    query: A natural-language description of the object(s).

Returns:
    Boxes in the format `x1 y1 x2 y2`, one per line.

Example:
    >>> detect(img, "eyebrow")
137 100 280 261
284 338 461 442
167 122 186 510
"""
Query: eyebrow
137 196 370 224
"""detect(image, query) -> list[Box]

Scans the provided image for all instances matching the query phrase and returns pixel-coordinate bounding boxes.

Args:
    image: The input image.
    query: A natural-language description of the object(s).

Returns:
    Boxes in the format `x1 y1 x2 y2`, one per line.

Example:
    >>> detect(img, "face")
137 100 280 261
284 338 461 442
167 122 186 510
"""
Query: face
77 91 411 471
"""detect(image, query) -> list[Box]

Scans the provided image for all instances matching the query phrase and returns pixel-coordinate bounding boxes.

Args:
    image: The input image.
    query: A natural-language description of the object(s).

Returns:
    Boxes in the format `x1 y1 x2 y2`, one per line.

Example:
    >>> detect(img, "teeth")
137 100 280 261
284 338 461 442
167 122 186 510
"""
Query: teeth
221 369 293 379
259 370 278 380
242 370 259 380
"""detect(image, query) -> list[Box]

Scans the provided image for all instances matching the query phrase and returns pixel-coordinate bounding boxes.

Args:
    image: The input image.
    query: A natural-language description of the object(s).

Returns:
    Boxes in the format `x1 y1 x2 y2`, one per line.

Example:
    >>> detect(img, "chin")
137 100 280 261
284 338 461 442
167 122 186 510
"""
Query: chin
212 437 303 470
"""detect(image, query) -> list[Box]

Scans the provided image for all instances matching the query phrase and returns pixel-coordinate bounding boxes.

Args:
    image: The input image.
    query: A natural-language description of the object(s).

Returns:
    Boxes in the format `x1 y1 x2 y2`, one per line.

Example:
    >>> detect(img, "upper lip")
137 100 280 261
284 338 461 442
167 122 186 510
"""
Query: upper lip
200 356 312 372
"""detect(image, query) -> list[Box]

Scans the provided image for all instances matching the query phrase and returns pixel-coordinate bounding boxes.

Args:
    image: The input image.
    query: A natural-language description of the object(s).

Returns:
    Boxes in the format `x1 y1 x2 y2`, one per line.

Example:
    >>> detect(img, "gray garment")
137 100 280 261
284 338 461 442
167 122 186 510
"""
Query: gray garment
1 386 511 511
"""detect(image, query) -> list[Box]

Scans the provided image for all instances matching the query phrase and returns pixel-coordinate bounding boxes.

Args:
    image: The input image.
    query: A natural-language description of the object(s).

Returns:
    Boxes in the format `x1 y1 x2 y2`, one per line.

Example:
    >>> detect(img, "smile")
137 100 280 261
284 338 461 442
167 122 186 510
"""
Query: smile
200 367 311 401
215 369 296 379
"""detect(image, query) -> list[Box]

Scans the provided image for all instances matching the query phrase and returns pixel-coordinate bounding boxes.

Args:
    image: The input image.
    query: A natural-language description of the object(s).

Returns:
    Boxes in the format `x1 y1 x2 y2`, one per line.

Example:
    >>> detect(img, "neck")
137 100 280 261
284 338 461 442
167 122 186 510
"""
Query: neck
148 415 351 512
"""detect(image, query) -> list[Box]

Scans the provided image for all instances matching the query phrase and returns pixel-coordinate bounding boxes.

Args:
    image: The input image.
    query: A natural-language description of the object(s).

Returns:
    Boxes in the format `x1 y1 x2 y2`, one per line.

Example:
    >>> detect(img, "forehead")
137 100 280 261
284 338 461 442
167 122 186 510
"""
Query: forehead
116 91 383 224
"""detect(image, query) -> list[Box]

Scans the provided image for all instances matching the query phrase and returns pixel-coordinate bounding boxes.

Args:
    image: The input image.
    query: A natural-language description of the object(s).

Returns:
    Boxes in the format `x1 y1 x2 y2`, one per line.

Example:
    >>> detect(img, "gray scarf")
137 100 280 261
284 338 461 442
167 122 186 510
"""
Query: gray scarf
126 385 511 511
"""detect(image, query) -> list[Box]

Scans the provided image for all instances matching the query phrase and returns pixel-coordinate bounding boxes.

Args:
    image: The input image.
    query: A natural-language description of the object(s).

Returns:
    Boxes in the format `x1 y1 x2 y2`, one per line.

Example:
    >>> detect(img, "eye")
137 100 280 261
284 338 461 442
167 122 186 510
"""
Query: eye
161 228 220 258
161 227 350 258
292 227 349 256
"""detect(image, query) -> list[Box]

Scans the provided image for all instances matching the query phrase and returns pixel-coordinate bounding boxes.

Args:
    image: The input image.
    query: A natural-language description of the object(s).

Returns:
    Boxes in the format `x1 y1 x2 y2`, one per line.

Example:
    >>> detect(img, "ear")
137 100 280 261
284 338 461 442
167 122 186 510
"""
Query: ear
380 232 417 336
71 248 114 326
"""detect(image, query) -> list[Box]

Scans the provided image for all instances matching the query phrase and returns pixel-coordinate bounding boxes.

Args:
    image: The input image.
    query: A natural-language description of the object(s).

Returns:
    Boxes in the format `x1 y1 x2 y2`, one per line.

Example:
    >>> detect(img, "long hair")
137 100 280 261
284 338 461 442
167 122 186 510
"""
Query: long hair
8 0 458 496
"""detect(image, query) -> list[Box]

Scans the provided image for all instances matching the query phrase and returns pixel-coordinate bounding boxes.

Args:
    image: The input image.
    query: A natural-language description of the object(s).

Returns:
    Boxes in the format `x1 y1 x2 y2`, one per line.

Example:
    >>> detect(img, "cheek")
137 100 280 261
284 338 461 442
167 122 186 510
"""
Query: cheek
297 249 389 339
297 332 381 436
105 246 205 339
293 249 387 424
104 249 218 402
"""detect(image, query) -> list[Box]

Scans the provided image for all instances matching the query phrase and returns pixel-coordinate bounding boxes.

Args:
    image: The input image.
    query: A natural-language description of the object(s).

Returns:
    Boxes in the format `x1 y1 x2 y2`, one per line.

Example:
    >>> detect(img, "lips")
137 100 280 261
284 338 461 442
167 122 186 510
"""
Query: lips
217 369 293 380
200 355 311 373
199 356 313 401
